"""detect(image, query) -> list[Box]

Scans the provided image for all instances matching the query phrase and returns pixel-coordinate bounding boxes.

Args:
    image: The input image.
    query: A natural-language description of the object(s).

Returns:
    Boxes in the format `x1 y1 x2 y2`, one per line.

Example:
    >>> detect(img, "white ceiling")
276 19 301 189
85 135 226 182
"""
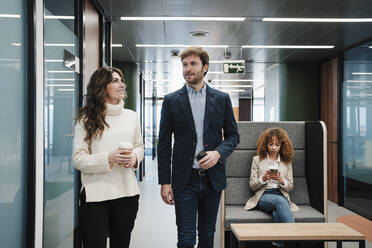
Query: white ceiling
97 0 372 97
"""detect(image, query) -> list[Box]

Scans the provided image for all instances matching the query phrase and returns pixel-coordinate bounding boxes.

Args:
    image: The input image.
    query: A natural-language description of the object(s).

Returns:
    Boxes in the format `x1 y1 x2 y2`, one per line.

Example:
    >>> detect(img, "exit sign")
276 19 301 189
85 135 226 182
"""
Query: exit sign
223 62 245 74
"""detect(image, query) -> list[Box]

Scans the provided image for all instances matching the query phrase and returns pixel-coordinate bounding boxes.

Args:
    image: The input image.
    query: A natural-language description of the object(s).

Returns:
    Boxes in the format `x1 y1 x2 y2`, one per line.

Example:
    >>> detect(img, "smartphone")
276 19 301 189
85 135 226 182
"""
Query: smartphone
270 169 278 174
196 150 207 161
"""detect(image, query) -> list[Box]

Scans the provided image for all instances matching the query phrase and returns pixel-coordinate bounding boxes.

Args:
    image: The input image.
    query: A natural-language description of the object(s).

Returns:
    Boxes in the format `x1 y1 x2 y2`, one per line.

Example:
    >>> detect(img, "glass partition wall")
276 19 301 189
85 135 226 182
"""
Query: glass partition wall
43 0 79 247
342 40 372 219
0 1 28 246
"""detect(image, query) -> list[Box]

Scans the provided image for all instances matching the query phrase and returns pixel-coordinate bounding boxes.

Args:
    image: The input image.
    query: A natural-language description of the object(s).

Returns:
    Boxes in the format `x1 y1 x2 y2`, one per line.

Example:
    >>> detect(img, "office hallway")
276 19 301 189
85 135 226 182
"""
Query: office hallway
131 156 178 247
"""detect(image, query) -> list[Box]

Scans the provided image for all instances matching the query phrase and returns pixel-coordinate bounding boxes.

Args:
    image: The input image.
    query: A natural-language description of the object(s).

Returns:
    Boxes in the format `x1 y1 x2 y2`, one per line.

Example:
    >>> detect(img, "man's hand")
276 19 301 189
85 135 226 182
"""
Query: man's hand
198 151 221 169
161 184 174 205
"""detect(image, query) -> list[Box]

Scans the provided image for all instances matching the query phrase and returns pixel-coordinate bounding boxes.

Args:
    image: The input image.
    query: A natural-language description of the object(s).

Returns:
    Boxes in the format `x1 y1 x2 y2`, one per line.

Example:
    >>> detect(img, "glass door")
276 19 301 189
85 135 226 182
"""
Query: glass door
342 40 372 219
43 0 80 246
0 0 28 246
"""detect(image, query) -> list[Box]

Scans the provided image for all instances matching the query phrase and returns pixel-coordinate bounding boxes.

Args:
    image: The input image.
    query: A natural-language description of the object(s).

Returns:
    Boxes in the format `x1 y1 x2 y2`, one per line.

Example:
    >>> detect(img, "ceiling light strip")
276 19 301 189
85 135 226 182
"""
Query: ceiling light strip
44 15 74 20
136 44 228 48
0 14 21 18
347 80 372 83
111 44 123 47
221 89 245 92
45 84 74 87
263 18 372 23
45 43 75 47
210 85 253 88
58 89 75 91
46 78 74 81
121 17 245 21
48 70 74 73
211 79 254 82
45 59 64 62
242 45 334 49
352 72 372 75
209 60 245 63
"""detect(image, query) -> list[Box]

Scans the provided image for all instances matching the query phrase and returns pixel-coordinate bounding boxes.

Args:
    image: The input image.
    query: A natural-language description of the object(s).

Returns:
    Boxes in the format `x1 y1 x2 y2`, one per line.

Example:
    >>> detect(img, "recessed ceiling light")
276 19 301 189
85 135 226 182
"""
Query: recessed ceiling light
0 14 20 18
352 72 372 75
44 15 74 20
211 79 254 82
189 31 209 37
369 46 372 48
262 18 372 22
111 44 123 47
121 17 245 21
11 42 21 46
136 44 228 48
241 45 334 49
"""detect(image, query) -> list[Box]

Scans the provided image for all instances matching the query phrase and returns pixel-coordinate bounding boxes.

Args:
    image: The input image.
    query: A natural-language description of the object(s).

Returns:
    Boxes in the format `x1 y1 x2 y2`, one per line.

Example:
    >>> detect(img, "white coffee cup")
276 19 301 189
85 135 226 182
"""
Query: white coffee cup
118 142 133 167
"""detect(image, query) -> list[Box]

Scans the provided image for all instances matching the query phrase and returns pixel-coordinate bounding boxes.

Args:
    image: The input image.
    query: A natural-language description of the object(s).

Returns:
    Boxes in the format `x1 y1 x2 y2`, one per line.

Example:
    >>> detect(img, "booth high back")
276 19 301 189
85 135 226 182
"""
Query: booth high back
221 121 327 247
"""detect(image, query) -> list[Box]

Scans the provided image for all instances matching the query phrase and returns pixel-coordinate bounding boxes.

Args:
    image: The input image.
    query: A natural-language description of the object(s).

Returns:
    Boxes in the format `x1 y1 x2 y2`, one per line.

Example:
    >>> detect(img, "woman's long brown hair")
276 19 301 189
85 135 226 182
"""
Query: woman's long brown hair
256 127 294 165
76 66 125 145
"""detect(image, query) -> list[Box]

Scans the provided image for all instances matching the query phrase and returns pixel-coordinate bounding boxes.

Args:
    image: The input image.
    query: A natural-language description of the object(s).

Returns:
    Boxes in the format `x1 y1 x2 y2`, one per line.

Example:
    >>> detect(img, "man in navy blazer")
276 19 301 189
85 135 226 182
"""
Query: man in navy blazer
158 46 239 248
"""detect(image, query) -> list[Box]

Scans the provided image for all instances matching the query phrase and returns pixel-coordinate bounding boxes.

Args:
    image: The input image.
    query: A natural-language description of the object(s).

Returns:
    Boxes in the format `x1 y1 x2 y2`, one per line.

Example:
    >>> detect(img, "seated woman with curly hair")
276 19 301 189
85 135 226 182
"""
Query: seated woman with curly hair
244 127 298 248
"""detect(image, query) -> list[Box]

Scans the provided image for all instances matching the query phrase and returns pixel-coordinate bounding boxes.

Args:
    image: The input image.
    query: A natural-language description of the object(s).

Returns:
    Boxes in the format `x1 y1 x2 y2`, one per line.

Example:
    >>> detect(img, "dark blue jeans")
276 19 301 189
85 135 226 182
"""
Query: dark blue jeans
173 170 222 248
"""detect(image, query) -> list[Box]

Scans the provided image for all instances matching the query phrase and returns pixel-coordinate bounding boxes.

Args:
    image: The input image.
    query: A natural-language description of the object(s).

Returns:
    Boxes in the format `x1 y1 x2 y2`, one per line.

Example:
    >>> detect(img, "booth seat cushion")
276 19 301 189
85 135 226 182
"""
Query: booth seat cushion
224 205 326 228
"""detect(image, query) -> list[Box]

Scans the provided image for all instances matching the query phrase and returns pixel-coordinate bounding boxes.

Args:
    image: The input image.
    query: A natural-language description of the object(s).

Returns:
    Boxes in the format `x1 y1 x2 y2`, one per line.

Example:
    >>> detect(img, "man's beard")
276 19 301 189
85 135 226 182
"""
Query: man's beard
184 71 203 85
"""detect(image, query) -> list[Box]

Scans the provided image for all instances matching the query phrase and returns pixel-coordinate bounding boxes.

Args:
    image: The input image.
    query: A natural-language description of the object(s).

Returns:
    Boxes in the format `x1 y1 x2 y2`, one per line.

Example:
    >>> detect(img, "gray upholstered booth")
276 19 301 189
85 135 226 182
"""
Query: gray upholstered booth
221 121 327 248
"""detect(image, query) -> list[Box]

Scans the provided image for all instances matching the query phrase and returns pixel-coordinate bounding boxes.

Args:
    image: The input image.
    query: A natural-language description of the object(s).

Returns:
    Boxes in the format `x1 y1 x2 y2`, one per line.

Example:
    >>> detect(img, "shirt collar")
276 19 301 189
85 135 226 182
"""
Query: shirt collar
186 83 207 96
267 153 280 164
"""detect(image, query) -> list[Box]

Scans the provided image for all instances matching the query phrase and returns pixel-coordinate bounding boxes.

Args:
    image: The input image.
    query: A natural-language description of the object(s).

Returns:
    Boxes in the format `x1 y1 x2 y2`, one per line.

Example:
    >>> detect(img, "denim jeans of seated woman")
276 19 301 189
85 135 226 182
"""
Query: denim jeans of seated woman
173 172 221 248
257 188 295 247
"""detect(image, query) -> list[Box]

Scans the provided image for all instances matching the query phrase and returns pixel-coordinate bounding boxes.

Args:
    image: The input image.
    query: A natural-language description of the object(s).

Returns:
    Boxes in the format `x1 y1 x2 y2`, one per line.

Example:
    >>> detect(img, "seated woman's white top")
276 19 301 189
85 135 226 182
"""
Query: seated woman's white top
73 100 144 202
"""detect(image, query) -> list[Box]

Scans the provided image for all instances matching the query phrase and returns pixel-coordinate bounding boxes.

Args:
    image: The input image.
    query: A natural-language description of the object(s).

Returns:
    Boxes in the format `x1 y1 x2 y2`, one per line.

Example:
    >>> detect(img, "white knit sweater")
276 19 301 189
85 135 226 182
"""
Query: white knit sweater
73 100 144 202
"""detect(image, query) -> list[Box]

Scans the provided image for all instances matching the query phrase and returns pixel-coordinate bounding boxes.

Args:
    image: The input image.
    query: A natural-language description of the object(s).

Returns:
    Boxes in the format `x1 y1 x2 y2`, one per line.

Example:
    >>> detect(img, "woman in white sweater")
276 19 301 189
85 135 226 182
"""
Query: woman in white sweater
73 66 144 248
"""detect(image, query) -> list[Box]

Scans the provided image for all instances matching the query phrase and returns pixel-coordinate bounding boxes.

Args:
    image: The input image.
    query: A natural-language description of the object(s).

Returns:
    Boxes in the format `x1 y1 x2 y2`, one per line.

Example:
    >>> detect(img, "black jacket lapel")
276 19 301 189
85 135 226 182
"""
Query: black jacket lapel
178 85 197 137
204 84 216 132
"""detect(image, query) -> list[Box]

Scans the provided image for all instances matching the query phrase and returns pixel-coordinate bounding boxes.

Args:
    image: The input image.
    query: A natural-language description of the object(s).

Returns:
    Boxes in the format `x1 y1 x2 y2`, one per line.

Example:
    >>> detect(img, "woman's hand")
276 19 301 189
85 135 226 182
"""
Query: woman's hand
262 170 271 182
108 149 126 168
122 152 138 169
263 170 284 184
269 171 285 185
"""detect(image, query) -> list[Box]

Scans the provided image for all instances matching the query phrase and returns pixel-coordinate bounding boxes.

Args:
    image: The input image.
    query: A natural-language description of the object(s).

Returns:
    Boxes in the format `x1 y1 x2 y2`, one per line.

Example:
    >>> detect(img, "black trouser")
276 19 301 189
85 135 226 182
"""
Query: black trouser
79 189 139 248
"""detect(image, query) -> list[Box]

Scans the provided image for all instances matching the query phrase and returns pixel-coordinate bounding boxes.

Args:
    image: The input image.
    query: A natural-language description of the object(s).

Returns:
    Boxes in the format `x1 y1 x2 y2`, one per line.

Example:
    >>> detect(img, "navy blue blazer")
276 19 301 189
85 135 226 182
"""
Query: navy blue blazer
157 84 240 192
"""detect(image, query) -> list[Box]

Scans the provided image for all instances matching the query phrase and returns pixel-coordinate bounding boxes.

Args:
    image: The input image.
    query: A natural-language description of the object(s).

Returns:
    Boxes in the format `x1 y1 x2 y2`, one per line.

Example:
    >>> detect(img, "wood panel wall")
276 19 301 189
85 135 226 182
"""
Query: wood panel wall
239 99 251 121
84 0 100 86
320 57 339 203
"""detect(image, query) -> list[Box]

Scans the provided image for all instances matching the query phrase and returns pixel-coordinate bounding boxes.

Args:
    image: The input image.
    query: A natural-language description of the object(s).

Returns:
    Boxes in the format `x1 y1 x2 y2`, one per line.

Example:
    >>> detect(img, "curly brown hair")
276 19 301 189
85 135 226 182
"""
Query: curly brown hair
256 127 294 165
76 66 126 145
